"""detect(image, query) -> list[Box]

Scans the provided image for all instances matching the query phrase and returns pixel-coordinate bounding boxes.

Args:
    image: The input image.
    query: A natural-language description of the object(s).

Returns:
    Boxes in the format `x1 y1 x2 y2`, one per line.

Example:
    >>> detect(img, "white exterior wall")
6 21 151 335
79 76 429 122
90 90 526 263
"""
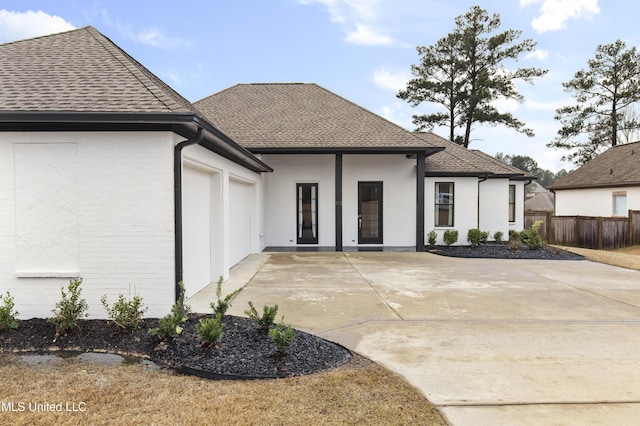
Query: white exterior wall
554 186 640 217
480 179 526 235
181 144 264 297
262 154 335 247
479 179 508 236
262 154 418 248
511 181 526 231
0 132 176 319
426 177 478 246
342 154 416 247
425 177 526 245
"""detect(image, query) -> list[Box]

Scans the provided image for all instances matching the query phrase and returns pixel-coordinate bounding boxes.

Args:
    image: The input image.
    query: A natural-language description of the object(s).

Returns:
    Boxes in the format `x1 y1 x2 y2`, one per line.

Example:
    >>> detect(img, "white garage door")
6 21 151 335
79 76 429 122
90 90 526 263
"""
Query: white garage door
182 166 214 298
229 179 254 266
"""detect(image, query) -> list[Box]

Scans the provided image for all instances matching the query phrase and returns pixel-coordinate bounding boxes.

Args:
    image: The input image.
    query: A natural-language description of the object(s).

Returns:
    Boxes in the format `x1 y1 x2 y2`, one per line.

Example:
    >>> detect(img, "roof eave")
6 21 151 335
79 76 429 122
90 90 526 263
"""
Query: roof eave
550 181 640 190
249 146 444 155
0 111 272 173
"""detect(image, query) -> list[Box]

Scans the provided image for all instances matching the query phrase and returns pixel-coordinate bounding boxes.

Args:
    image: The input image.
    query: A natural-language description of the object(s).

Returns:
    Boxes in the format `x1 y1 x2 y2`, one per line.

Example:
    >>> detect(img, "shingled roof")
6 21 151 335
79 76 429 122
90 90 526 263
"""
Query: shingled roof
0 27 271 173
413 132 531 178
0 26 195 113
194 83 436 151
549 141 640 190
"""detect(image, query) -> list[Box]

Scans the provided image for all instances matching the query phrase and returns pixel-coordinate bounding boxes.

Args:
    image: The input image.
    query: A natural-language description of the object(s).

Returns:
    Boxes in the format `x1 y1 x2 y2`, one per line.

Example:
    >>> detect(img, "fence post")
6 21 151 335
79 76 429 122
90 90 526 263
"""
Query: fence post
546 212 553 243
630 209 634 247
597 216 604 250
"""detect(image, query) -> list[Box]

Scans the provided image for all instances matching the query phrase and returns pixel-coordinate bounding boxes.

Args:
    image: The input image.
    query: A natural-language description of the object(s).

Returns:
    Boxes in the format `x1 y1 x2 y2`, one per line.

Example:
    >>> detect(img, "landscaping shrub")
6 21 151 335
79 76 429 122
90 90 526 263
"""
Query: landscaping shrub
0 291 19 330
467 229 488 246
509 229 521 241
443 230 458 246
493 231 504 243
245 301 278 331
196 313 224 346
269 317 296 355
508 238 523 252
210 276 242 316
149 281 191 339
521 220 544 250
50 278 88 335
427 230 437 246
101 293 147 332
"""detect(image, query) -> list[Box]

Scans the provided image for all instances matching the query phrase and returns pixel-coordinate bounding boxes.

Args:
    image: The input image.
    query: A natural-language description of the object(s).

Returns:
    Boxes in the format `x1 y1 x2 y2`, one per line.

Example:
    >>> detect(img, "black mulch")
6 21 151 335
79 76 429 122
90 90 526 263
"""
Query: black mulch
427 243 585 260
0 314 352 380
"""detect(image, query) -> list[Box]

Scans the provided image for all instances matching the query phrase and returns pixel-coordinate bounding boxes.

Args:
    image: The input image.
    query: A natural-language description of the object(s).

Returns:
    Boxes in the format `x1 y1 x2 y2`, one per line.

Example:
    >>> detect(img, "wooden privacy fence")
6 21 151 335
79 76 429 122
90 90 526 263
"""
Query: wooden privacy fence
525 210 640 250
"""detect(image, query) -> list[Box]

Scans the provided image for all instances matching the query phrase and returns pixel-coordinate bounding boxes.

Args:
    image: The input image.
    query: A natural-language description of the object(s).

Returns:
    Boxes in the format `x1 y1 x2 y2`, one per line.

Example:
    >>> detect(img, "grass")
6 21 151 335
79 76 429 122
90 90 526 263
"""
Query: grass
556 245 640 271
0 353 447 425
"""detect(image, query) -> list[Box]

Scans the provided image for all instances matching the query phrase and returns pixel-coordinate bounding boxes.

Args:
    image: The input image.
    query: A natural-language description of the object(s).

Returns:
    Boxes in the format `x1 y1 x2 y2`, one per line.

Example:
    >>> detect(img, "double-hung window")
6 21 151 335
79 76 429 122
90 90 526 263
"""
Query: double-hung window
613 191 627 216
435 182 454 227
509 185 516 223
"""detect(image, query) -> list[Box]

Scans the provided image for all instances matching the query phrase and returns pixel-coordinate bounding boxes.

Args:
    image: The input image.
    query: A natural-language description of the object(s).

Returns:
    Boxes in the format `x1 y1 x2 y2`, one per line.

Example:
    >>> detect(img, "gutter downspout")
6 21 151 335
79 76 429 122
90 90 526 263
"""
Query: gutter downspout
174 127 204 301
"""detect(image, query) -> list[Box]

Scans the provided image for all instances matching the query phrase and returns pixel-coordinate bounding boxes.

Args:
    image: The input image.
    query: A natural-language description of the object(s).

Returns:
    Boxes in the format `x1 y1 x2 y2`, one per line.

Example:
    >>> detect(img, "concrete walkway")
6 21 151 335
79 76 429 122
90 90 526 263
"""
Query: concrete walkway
188 251 640 426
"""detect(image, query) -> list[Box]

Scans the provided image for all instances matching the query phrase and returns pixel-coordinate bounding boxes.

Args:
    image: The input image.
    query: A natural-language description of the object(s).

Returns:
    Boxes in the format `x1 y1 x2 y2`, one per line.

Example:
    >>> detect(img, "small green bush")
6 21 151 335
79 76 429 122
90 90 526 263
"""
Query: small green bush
443 230 458 246
210 276 242 316
196 313 224 346
493 231 504 243
149 281 191 339
245 301 278 331
467 229 488 246
427 230 437 246
101 293 147 332
0 291 19 330
509 229 521 241
509 238 523 252
521 220 544 250
269 317 296 355
50 278 88 335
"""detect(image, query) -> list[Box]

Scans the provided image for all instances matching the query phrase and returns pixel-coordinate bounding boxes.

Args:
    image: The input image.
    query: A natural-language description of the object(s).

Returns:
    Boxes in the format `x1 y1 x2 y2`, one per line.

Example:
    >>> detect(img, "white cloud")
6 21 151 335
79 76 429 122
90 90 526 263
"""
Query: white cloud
522 0 600 33
525 49 549 60
100 8 191 49
379 101 414 129
373 68 410 92
345 23 394 46
298 0 398 46
0 9 75 43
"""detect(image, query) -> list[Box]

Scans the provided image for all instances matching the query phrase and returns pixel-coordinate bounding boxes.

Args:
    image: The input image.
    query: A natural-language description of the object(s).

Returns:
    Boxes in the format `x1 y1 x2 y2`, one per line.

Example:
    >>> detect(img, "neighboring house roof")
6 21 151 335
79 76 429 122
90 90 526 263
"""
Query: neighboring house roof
413 132 532 179
549 141 640 190
525 191 554 212
0 27 271 173
194 83 440 153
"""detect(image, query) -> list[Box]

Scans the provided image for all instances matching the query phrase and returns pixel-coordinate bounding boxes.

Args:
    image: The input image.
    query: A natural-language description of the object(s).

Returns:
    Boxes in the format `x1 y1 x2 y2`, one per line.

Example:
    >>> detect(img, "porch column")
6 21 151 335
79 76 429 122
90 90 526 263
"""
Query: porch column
416 151 426 252
335 153 343 251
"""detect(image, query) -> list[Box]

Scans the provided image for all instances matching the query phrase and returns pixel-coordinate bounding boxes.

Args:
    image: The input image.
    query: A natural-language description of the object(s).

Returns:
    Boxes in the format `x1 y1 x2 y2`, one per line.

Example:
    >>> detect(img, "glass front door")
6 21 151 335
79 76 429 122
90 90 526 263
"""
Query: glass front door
358 182 383 244
296 183 318 244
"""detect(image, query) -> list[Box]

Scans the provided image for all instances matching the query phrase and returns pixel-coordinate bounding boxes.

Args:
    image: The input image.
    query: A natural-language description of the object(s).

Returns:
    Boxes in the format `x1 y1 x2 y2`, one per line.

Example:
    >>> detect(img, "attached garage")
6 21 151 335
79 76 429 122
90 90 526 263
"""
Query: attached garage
181 165 223 298
229 178 255 266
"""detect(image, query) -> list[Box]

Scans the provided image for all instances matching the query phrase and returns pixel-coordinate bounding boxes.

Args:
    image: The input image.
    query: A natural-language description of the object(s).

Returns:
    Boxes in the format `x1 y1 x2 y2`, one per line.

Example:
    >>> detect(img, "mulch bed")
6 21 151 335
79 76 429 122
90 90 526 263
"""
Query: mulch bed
427 243 585 260
0 314 352 379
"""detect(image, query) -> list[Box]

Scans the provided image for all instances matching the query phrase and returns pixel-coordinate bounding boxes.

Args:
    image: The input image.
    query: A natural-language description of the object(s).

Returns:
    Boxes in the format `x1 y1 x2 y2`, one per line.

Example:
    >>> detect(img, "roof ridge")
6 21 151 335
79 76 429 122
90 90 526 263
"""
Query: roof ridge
84 27 190 113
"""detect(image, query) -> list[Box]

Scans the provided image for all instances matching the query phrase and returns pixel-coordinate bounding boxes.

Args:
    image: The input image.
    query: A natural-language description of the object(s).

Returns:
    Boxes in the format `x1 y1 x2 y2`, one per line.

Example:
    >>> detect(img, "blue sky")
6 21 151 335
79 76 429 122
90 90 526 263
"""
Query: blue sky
0 0 631 172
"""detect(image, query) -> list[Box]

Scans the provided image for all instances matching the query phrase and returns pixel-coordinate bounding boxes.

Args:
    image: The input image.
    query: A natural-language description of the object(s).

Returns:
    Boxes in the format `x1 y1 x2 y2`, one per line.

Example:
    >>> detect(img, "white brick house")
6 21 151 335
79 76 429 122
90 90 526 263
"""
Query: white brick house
0 27 530 319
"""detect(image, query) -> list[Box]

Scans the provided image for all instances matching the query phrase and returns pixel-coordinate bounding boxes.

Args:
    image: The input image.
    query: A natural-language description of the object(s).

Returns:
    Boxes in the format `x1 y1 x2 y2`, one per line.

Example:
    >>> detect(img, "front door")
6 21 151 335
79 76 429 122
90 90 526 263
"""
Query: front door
358 181 383 244
296 183 318 244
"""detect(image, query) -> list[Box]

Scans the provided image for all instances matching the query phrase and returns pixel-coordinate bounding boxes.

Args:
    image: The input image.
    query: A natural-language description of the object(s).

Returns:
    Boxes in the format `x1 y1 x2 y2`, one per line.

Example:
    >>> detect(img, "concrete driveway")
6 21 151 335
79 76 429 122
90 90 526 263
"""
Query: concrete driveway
189 251 640 426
